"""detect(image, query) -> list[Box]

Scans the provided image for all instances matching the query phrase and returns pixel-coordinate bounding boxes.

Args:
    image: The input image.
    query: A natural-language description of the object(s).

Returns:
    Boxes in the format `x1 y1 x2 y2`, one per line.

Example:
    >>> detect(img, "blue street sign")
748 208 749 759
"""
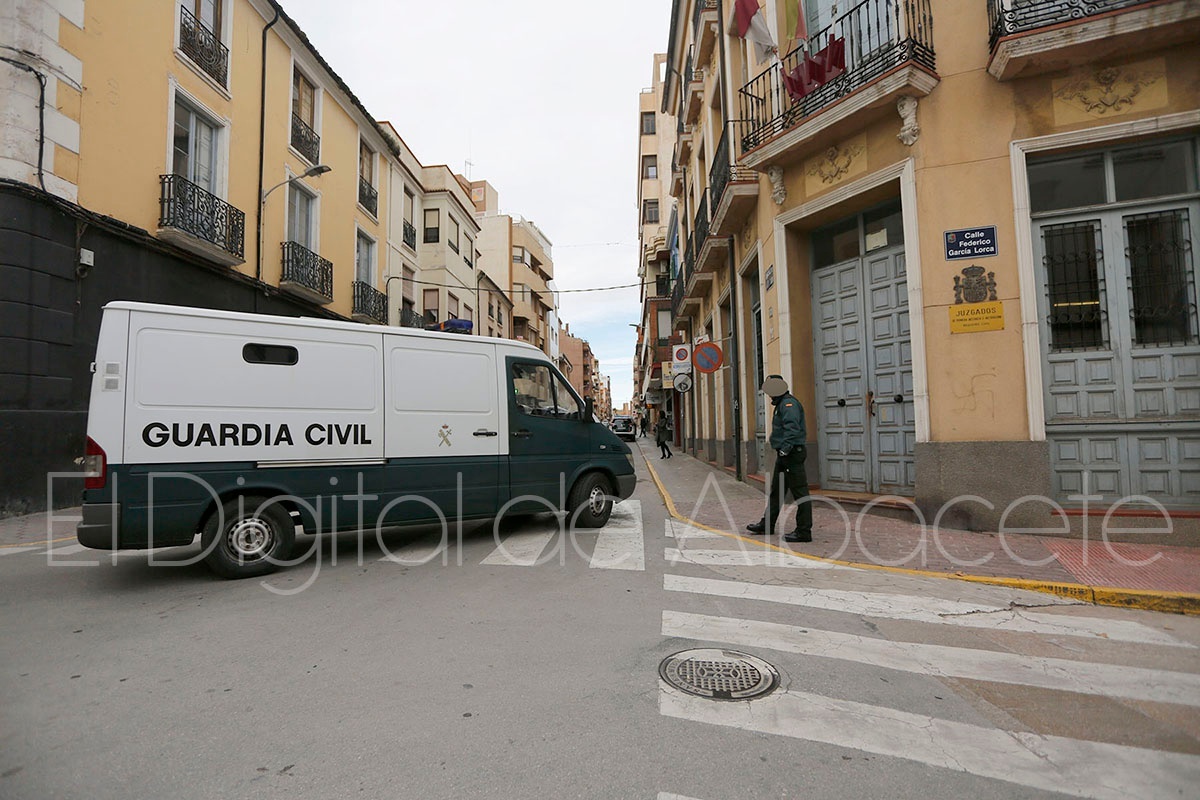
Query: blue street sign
944 225 998 261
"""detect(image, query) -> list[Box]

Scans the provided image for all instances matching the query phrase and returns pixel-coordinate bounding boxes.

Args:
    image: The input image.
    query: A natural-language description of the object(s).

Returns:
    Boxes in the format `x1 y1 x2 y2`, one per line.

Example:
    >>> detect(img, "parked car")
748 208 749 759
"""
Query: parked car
611 415 637 441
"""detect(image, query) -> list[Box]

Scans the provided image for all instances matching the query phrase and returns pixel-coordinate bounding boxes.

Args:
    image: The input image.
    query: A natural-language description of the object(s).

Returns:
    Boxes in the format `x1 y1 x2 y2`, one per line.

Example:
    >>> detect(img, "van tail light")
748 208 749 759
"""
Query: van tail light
84 436 107 490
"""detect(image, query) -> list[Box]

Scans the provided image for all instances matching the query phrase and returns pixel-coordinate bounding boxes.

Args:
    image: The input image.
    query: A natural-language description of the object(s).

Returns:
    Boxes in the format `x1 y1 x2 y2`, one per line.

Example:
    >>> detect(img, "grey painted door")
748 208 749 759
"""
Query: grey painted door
1034 202 1200 506
812 247 915 495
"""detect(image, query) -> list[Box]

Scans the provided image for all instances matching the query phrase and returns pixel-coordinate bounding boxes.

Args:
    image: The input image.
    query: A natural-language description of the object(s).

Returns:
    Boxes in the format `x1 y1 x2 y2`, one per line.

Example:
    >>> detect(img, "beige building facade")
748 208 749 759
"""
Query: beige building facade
651 0 1200 534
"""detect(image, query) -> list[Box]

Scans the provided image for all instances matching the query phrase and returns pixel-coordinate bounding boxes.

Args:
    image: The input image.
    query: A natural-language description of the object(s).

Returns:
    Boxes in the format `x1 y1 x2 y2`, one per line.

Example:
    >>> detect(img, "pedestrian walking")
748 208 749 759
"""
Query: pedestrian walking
654 416 672 459
640 413 648 438
746 375 812 542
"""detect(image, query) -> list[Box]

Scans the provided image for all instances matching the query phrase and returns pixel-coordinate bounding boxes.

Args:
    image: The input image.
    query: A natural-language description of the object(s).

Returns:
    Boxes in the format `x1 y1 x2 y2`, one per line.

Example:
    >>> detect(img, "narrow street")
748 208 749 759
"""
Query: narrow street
2 443 1197 799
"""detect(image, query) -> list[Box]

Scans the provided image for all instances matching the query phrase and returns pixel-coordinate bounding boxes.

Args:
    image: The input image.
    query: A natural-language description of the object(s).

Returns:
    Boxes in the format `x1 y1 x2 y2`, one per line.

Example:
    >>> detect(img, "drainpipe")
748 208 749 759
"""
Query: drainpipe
255 6 281 283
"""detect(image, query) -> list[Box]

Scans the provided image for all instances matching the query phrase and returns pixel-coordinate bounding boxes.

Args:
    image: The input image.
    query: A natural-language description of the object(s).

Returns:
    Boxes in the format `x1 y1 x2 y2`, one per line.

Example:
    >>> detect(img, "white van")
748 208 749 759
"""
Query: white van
77 302 636 578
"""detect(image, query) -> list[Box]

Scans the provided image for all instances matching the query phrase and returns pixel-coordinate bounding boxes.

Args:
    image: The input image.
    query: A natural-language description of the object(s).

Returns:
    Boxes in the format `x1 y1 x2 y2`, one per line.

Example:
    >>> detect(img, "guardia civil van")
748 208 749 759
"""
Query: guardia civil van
77 302 636 578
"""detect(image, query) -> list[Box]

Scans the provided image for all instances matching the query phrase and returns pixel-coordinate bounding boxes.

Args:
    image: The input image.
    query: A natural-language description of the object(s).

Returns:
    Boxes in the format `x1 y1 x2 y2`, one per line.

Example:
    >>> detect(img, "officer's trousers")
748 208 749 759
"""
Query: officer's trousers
762 446 812 535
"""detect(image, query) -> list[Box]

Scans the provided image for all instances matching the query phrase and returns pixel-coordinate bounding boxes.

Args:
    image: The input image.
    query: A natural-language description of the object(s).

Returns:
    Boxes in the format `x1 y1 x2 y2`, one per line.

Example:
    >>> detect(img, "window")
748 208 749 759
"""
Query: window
511 363 582 420
642 155 657 180
404 189 415 224
292 70 315 127
423 288 439 322
355 231 375 284
359 140 374 184
488 300 495 319
1029 154 1106 213
641 112 656 135
465 238 474 266
1126 210 1194 346
463 305 472 323
447 293 459 319
423 208 439 243
287 183 315 249
402 266 415 302
643 199 659 224
1113 141 1196 202
188 0 221 33
179 0 227 85
1042 221 1105 351
513 246 526 264
243 343 297 366
173 97 218 191
448 218 460 253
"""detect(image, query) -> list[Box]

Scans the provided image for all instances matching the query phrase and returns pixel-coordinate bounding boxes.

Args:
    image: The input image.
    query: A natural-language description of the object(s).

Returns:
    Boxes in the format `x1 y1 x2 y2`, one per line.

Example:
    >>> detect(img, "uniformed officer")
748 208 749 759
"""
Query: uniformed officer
746 374 813 542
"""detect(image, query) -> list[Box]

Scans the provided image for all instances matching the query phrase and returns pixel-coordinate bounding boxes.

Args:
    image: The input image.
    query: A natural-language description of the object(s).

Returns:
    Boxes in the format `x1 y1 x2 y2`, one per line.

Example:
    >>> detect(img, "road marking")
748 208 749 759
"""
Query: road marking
666 547 848 570
657 795 709 800
665 521 726 539
663 574 1188 647
662 610 1200 707
377 538 449 565
659 687 1200 800
590 500 644 571
47 543 90 556
480 523 558 566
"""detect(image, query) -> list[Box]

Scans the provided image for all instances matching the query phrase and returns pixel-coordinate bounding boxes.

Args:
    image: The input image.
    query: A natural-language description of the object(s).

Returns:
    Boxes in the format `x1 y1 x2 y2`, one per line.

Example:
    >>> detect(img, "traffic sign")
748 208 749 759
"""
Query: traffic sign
673 373 693 393
672 343 693 374
693 341 723 374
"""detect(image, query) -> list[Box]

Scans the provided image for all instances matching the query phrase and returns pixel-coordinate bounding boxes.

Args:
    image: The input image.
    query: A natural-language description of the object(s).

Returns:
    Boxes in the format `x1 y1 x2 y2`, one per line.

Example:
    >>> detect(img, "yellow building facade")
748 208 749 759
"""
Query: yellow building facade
653 0 1200 536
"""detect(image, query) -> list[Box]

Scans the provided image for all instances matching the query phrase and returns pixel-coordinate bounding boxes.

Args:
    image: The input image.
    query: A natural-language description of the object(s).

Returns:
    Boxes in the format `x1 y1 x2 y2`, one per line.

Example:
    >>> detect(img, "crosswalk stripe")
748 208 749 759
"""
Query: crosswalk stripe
657 794 708 800
663 574 1188 647
662 610 1200 707
665 547 847 570
659 687 1200 800
590 500 645 571
480 524 558 566
665 522 726 539
377 539 449 565
47 543 89 556
0 546 40 557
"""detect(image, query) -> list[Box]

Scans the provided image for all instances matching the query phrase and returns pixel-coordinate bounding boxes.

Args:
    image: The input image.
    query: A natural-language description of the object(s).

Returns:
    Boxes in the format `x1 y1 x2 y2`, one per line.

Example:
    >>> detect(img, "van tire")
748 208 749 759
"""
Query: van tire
201 496 295 579
568 473 613 528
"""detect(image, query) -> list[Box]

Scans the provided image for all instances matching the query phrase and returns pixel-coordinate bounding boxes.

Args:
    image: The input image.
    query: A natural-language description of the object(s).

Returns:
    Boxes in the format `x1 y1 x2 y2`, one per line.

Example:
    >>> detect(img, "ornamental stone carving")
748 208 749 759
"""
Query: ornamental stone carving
767 166 787 206
1052 59 1166 123
806 143 865 186
896 95 919 146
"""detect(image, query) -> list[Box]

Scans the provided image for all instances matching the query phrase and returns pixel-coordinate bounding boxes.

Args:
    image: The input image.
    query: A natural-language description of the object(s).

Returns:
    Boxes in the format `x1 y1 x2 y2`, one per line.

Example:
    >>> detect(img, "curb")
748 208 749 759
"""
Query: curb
640 452 1200 616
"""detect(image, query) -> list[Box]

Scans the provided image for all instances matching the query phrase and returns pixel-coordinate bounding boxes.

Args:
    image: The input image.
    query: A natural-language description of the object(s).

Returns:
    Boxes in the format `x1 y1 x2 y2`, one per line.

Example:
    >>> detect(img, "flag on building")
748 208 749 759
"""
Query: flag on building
734 0 777 63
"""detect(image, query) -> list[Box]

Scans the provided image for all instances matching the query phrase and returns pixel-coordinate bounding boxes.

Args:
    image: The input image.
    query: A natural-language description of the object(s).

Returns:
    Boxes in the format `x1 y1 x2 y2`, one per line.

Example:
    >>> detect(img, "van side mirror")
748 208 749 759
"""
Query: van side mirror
583 397 594 421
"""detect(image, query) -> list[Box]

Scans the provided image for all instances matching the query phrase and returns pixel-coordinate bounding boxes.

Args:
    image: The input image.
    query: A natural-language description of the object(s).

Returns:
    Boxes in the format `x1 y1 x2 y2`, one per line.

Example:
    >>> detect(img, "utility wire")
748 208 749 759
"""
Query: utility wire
406 276 656 294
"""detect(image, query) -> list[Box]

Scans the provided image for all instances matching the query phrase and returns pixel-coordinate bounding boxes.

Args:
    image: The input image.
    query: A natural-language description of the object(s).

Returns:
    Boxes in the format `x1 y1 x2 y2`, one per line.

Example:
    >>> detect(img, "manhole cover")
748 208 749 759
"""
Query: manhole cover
658 648 779 701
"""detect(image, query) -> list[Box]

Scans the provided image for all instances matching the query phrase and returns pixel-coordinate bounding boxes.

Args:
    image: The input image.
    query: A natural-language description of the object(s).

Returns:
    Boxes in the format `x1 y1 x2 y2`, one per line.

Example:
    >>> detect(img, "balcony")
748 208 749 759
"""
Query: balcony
280 241 333 304
402 220 417 250
684 50 704 125
694 0 719 65
157 174 245 265
692 193 728 274
178 6 228 86
738 0 937 169
709 121 758 236
290 113 320 164
987 0 1200 80
351 281 387 324
399 306 424 329
358 176 378 216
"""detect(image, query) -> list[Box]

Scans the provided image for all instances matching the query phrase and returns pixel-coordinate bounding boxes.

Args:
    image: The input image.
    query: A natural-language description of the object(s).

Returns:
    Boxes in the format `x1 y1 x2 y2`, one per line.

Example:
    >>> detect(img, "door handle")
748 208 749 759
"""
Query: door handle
894 394 904 404
866 390 875 417
512 429 532 439
473 429 498 437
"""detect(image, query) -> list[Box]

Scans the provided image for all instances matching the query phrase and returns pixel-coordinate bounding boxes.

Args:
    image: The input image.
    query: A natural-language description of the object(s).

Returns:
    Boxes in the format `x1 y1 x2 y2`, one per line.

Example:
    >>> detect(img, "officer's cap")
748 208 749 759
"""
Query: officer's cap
761 375 789 398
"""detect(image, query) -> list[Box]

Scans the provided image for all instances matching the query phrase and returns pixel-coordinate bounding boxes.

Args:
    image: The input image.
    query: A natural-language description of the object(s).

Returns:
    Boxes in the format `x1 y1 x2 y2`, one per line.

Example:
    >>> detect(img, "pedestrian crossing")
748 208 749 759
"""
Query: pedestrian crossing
657 516 1200 800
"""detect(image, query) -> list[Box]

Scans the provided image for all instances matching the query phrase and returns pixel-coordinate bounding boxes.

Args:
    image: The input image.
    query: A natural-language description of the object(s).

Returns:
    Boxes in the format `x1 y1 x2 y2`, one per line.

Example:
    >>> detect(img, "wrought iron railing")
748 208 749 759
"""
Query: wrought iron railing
987 0 1155 50
738 0 935 152
692 194 710 258
179 7 228 85
672 273 685 316
655 276 670 297
280 241 333 302
158 174 245 259
352 281 387 324
358 176 378 216
684 49 695 86
693 0 717 36
403 220 417 250
399 306 425 328
290 113 320 163
709 121 756 212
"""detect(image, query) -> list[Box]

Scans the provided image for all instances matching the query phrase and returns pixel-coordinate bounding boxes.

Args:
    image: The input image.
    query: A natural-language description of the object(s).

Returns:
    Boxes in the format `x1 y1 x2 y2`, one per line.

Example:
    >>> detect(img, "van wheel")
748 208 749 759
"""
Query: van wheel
568 473 613 528
201 496 295 579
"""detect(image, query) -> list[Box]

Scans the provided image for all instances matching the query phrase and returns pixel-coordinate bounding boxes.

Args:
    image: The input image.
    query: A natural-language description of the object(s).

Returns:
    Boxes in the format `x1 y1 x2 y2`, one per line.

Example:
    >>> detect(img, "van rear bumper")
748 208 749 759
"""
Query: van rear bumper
77 503 119 549
616 473 636 500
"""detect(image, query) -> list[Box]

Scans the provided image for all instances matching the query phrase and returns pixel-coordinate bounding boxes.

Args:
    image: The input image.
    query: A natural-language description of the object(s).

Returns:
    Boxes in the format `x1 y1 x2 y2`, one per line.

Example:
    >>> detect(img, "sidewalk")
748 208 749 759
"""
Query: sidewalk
636 438 1200 615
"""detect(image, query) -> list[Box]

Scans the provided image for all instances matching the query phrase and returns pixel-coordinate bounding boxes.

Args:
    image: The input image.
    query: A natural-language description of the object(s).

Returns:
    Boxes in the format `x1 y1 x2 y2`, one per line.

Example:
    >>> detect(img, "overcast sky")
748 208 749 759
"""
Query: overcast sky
280 0 673 409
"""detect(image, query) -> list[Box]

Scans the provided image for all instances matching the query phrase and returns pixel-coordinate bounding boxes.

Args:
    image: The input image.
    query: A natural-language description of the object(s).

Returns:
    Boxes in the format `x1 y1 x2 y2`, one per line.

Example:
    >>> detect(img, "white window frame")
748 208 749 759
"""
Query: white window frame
355 227 377 285
288 59 322 163
165 81 229 198
286 179 319 251
173 0 233 95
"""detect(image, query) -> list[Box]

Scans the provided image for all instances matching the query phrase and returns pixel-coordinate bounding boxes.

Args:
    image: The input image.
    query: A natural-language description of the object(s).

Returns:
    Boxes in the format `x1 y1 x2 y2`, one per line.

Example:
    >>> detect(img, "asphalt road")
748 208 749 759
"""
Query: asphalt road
2 445 1199 799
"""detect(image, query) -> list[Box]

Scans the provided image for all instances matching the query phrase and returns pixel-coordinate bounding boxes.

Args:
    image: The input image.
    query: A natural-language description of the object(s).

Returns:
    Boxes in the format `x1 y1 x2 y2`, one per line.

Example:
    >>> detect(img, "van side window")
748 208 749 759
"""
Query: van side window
243 343 298 366
511 363 581 420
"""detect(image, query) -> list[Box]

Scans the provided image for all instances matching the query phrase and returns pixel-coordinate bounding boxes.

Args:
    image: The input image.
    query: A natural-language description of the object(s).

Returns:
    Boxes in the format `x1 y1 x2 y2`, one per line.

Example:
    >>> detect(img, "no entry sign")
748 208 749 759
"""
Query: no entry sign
693 341 723 374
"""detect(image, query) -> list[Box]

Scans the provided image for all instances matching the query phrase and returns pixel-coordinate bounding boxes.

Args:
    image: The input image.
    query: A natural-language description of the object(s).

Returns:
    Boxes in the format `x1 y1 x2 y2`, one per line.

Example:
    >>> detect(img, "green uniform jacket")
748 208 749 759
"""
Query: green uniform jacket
768 392 806 452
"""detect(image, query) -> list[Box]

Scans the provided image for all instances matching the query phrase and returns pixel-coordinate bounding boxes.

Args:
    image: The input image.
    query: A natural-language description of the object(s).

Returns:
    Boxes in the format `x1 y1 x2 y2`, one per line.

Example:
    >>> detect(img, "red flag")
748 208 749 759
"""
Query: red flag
794 0 808 44
734 0 759 38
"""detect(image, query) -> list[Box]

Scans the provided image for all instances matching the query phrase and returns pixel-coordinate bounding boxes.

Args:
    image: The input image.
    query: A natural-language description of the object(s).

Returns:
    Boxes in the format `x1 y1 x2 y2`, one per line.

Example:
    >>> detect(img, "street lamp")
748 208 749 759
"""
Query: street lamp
256 164 331 280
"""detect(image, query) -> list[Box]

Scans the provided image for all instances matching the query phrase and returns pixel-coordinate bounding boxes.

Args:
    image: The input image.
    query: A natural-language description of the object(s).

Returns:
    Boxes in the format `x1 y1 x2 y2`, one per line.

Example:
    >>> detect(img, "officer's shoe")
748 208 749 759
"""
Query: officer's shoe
745 520 768 535
783 530 812 543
